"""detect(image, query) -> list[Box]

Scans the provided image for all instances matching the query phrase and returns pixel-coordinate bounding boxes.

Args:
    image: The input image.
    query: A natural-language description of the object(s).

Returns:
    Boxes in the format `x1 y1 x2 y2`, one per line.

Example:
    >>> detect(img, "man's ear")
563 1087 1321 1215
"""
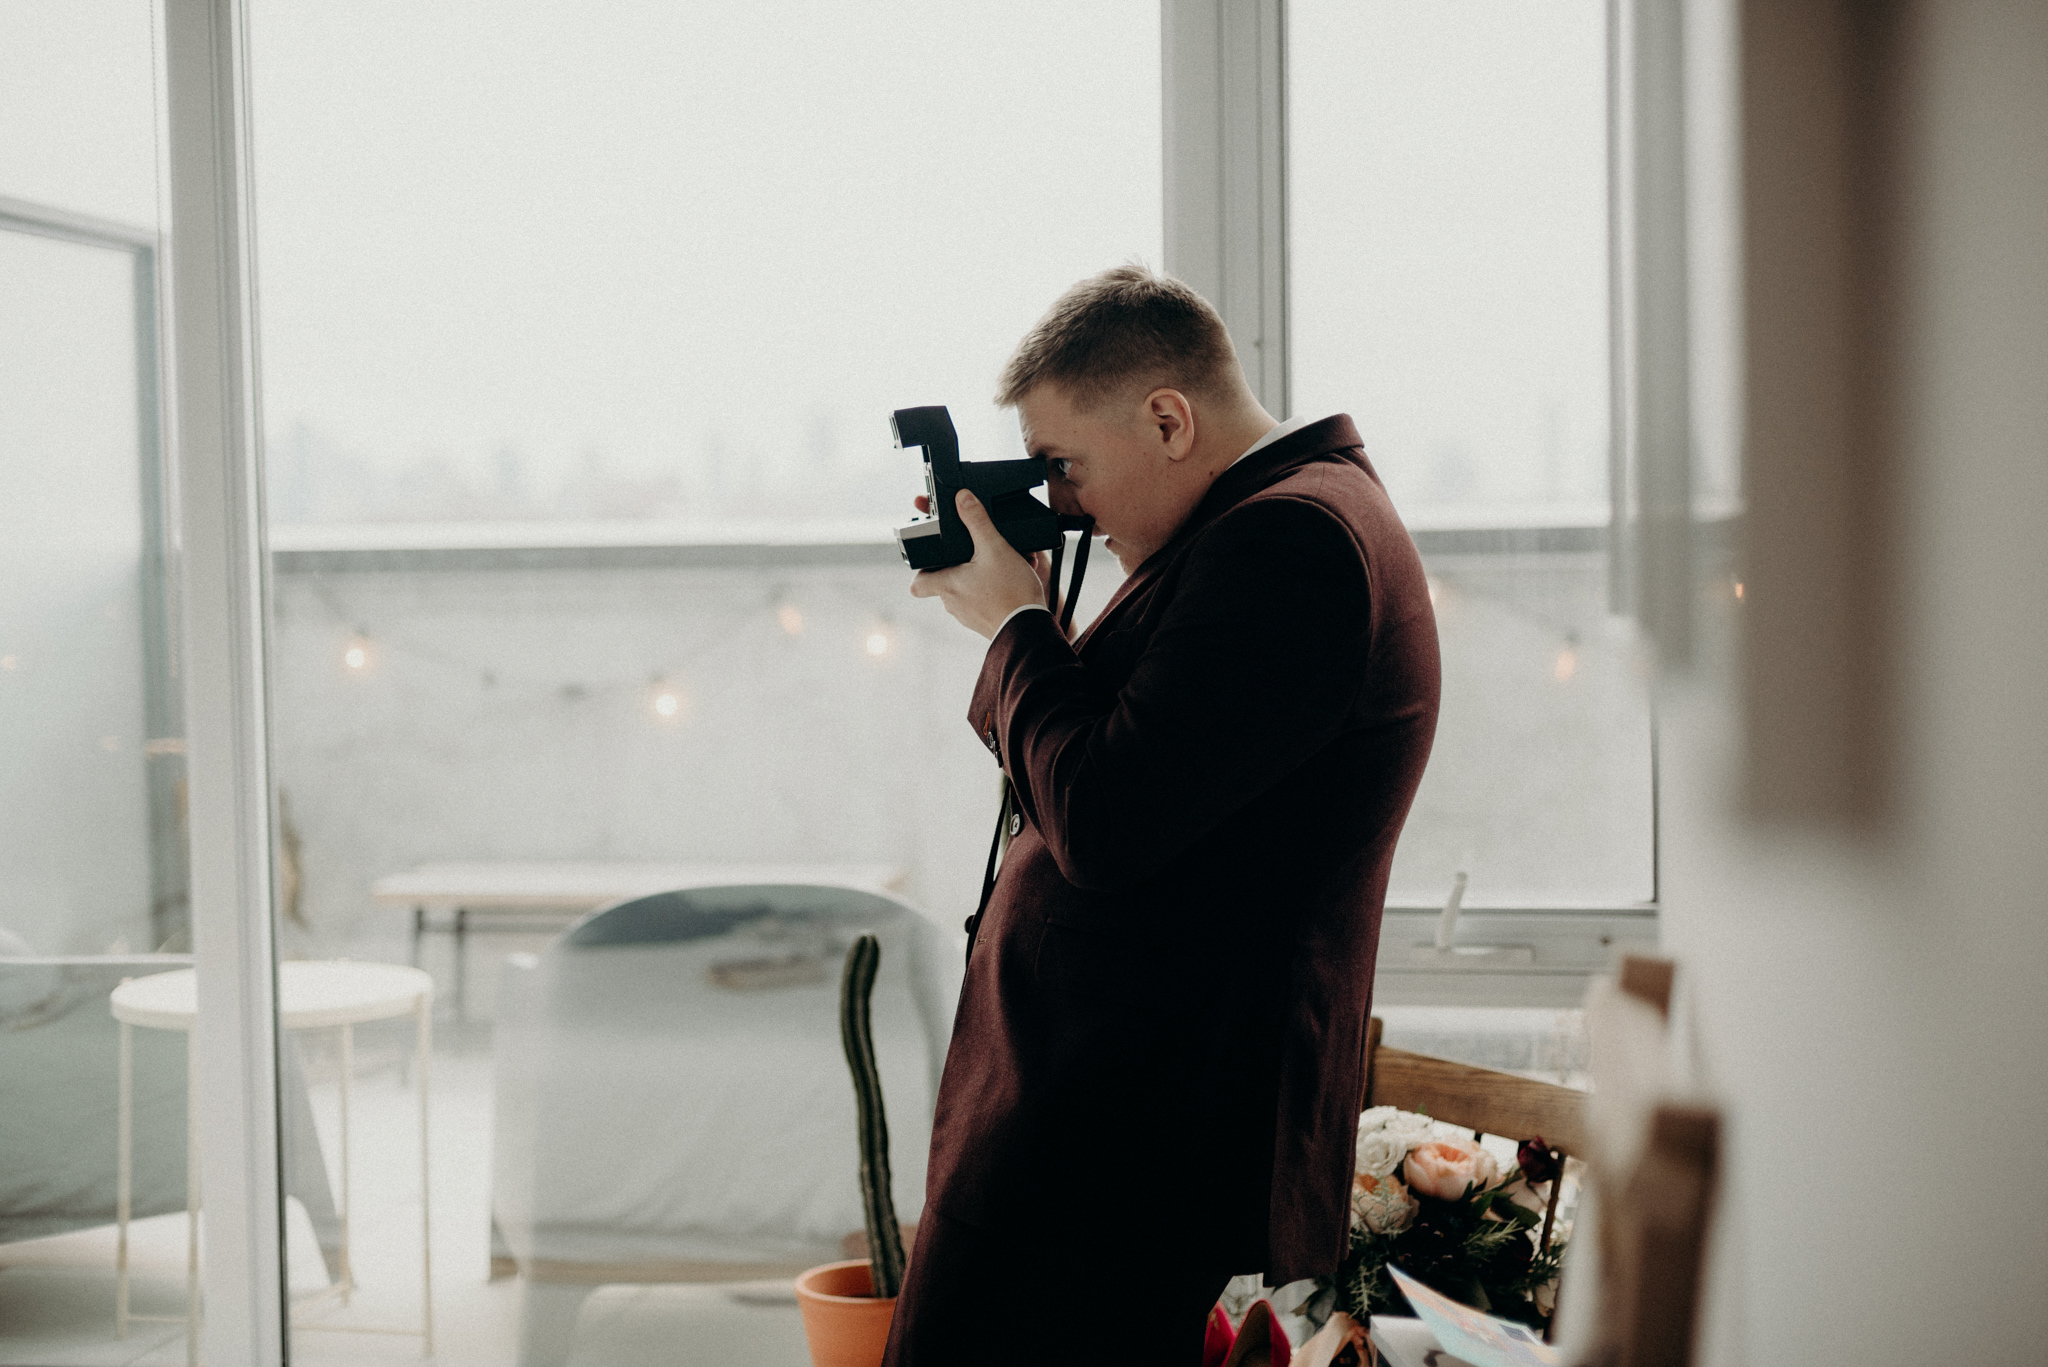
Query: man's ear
1146 388 1197 462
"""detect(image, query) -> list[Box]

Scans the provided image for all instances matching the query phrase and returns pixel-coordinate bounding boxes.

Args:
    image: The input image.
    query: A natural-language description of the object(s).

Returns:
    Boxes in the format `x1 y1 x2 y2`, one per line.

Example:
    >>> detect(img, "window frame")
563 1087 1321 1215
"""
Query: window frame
161 0 290 1360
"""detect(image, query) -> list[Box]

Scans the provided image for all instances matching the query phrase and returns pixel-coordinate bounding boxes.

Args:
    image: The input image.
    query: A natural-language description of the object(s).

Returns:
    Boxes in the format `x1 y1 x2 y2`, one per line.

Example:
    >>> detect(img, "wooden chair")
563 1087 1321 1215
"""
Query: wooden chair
1361 1015 1589 1248
1360 957 1717 1366
1581 955 1719 1367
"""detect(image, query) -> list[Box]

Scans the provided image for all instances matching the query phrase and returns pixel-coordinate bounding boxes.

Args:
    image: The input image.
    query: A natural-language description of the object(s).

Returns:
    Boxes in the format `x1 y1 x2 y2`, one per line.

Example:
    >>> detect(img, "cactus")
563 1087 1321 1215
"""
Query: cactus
839 932 906 1298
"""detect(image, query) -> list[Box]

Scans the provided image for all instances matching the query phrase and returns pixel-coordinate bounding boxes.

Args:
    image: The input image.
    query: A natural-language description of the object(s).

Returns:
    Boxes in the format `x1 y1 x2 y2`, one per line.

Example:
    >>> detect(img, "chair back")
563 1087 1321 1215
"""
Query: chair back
1361 1016 1590 1159
563 881 913 949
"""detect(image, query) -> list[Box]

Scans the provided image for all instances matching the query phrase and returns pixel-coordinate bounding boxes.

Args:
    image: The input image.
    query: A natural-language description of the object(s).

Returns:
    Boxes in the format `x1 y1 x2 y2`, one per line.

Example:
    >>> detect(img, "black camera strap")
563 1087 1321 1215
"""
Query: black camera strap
1044 513 1093 635
964 515 1095 963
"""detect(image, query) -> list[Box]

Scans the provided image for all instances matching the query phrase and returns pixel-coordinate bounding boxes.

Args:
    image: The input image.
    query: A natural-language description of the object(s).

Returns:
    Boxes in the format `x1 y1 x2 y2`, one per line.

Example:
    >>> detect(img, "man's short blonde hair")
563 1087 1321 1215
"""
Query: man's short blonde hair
995 265 1240 413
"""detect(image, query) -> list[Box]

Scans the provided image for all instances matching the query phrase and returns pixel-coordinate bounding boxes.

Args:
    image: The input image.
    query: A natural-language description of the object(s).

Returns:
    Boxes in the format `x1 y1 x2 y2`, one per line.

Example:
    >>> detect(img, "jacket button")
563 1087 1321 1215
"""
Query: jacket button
1007 811 1024 838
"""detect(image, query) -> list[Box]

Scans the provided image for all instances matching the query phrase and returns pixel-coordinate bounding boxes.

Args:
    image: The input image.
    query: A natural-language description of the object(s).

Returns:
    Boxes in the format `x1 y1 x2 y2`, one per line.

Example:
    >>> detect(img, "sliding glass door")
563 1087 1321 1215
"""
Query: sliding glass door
4 3 291 1364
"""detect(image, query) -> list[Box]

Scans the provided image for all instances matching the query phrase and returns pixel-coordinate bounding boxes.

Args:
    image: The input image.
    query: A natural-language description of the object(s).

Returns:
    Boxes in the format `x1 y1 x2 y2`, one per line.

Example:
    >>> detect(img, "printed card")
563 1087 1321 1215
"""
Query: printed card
1385 1266 1560 1367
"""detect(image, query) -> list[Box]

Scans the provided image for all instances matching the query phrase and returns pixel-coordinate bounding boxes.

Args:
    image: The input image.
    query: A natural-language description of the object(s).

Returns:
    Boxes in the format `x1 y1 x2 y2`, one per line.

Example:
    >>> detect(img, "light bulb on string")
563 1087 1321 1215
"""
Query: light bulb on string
1553 632 1580 683
864 623 894 658
649 674 688 723
343 635 371 671
777 603 805 636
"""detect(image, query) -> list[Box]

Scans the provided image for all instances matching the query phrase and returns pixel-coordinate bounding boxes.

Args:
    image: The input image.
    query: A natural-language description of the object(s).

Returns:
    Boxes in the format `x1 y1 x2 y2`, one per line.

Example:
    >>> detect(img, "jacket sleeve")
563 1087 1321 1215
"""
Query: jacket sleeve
967 494 1374 891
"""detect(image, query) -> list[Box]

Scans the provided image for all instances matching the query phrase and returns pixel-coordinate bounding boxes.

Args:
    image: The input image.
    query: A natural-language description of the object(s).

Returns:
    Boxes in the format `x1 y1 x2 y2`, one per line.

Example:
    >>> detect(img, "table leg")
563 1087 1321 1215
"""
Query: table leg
185 1030 199 1367
339 1021 354 1305
411 904 425 968
117 1019 132 1337
417 992 434 1357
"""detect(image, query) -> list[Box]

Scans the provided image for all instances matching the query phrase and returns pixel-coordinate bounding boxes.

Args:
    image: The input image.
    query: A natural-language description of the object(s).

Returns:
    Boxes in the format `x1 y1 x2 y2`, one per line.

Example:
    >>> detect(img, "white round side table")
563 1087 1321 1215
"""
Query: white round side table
110 960 435 1362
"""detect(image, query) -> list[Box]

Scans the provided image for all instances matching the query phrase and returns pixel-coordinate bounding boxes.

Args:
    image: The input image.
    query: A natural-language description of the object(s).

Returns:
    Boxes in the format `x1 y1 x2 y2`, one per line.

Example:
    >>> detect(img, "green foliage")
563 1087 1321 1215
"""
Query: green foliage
1334 1168 1566 1333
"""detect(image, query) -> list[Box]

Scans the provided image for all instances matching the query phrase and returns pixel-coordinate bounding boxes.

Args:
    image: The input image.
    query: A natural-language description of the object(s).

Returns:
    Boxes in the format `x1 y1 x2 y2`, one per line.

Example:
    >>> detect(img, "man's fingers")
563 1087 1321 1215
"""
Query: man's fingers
909 568 945 599
954 489 1006 558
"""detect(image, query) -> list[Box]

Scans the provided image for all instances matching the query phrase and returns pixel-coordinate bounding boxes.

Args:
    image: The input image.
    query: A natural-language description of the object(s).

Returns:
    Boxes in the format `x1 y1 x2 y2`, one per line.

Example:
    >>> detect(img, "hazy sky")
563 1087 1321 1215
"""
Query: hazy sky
245 0 1162 525
4 0 1645 529
1292 0 1610 524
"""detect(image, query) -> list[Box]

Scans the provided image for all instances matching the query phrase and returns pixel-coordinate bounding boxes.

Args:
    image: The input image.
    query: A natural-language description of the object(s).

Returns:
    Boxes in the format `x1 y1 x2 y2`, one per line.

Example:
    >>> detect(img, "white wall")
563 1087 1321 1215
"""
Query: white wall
266 556 1016 967
1663 3 2048 1361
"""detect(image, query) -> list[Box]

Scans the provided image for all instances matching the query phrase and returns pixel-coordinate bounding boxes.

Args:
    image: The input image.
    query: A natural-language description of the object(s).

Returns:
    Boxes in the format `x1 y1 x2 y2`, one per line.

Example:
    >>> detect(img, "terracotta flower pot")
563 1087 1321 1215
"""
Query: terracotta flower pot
795 1258 898 1367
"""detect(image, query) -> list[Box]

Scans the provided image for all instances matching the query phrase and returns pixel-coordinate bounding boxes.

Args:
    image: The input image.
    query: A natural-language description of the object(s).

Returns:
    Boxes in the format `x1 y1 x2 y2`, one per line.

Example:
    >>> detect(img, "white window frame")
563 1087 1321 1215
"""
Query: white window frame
162 0 288 1362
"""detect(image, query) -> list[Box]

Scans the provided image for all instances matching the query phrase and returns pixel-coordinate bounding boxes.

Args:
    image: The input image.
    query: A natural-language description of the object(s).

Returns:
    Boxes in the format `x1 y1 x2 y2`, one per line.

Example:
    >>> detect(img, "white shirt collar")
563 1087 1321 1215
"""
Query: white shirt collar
1225 414 1323 472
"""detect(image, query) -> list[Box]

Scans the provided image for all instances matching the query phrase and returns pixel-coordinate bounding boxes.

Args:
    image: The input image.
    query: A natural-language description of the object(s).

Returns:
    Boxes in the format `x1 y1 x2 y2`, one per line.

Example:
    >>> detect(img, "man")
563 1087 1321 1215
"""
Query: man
888 266 1439 1365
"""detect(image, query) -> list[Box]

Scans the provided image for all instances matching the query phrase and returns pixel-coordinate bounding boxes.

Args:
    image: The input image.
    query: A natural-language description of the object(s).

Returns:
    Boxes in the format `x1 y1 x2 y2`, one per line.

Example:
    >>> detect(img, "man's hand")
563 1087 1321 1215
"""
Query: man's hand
909 489 1051 639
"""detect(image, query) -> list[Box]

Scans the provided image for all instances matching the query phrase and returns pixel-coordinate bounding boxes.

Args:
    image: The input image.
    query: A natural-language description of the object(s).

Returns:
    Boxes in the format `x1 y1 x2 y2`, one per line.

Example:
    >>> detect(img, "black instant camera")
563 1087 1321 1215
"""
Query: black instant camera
892 405 1063 570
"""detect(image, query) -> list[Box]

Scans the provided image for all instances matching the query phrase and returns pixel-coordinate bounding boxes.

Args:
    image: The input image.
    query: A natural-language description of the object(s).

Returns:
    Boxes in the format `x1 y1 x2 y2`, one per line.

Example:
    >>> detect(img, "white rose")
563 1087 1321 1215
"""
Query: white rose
1359 1106 1436 1146
1383 1111 1436 1147
1355 1126 1408 1177
1358 1106 1404 1132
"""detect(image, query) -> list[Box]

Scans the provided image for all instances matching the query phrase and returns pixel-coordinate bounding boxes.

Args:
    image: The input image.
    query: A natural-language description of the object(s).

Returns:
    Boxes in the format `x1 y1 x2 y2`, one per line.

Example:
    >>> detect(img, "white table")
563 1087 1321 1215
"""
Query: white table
111 961 436 1362
371 861 905 1020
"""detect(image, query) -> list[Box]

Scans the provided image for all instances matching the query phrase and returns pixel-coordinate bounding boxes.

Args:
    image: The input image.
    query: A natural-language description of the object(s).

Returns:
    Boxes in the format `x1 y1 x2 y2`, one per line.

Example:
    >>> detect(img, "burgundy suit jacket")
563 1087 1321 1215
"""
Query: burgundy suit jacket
923 415 1440 1283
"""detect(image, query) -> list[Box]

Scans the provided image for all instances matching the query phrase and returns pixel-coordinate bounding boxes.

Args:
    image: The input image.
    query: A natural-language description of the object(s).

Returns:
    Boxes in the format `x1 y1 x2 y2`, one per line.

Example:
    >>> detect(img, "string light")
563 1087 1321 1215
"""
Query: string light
649 673 690 722
343 637 370 671
0 654 17 671
1733 580 1746 601
1553 647 1578 683
777 603 805 636
865 628 892 658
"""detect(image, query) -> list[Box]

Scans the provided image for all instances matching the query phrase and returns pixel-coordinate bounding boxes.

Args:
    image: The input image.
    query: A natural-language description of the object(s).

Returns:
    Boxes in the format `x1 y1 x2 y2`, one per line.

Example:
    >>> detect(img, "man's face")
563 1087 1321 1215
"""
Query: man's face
1016 383 1193 572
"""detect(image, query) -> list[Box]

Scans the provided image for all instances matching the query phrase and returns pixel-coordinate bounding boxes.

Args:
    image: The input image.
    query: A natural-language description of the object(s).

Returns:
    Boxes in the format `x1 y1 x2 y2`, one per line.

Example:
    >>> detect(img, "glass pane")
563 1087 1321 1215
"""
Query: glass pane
0 235 155 954
252 0 1163 533
0 226 196 1366
247 3 1160 1361
1289 0 1654 907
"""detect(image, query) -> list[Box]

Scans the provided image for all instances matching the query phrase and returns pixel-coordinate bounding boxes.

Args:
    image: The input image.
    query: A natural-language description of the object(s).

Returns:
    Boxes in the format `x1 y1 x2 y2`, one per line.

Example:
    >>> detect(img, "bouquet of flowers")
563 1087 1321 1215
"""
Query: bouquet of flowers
1332 1106 1569 1333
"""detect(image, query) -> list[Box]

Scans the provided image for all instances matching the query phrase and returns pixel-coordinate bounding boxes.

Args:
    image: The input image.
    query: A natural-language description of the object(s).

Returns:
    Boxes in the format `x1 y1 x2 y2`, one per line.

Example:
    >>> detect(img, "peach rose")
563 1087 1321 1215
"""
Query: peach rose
1351 1170 1420 1234
1402 1135 1500 1201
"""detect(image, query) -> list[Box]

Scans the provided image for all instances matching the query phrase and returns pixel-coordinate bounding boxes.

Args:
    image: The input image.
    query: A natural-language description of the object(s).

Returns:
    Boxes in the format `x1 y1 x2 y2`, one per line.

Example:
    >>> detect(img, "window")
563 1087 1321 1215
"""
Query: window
5 5 1669 1359
251 0 1162 534
1288 0 1655 913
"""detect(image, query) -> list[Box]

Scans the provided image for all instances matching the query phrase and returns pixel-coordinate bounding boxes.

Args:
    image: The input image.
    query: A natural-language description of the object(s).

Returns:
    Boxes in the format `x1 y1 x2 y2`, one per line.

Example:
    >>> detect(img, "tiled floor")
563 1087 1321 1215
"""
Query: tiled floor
0 1040 814 1367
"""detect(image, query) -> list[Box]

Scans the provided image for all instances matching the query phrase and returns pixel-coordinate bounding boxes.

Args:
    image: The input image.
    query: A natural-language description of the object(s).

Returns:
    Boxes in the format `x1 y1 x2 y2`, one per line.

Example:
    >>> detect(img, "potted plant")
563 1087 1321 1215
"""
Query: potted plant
795 933 908 1367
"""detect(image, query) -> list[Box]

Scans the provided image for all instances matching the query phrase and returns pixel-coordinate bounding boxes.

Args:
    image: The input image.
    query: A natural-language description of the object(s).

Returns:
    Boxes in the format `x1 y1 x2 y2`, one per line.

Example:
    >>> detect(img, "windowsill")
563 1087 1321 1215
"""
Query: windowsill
265 518 1634 573
268 520 906 572
1372 905 1659 1009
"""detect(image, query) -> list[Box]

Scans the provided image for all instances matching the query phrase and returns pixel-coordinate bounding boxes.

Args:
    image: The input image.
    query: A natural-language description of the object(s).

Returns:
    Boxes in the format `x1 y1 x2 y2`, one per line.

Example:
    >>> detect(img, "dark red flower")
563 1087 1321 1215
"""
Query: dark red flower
1516 1137 1561 1186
